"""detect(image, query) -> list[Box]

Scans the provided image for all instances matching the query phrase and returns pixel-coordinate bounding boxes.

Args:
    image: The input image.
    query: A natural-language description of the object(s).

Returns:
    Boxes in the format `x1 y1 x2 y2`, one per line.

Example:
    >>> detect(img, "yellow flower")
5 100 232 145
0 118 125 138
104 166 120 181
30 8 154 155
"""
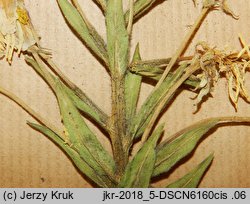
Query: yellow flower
0 0 39 63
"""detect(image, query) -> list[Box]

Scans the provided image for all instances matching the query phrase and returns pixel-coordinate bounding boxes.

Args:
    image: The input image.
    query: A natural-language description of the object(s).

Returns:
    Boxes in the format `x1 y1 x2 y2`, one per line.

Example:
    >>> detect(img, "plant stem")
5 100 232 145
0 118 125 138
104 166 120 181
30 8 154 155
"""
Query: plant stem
105 0 130 177
155 8 209 90
109 76 128 176
0 86 63 138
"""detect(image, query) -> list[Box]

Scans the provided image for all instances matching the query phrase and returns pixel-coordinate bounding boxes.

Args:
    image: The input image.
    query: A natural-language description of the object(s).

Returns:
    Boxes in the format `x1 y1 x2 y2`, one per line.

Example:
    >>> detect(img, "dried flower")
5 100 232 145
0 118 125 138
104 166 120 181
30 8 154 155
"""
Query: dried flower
0 0 39 63
193 41 250 109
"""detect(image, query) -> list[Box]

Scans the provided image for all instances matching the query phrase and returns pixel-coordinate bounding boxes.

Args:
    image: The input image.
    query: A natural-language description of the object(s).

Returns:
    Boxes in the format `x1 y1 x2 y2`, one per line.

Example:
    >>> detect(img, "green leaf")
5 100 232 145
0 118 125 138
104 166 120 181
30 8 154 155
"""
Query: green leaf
125 44 142 130
153 118 219 176
130 58 169 80
119 125 164 188
64 86 108 131
125 0 158 24
125 0 197 24
27 122 110 187
130 63 188 139
166 154 214 188
54 80 116 183
26 56 108 132
106 0 129 74
129 58 200 87
57 0 108 65
26 56 116 186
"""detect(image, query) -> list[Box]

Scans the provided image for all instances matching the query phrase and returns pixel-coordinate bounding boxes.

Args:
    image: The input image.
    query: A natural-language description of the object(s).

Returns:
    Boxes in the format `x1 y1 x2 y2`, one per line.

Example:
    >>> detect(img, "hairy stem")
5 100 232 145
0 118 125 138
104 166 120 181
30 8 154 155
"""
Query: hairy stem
106 0 130 177
109 76 128 176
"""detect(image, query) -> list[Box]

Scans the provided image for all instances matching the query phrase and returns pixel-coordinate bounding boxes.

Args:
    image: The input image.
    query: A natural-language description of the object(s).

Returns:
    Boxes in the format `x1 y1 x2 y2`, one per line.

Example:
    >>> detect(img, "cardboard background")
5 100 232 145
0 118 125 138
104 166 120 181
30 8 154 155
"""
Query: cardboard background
0 0 250 187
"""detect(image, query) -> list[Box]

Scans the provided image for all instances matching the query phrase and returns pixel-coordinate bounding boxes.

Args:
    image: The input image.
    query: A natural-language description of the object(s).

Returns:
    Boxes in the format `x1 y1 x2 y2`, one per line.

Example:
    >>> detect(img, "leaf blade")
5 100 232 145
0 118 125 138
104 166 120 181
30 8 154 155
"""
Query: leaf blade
64 85 108 131
26 56 109 132
125 44 142 131
155 116 250 177
129 58 200 87
54 80 116 182
119 125 164 188
106 0 129 74
28 122 110 187
125 0 158 24
154 118 219 176
166 154 213 188
130 63 188 139
57 0 108 65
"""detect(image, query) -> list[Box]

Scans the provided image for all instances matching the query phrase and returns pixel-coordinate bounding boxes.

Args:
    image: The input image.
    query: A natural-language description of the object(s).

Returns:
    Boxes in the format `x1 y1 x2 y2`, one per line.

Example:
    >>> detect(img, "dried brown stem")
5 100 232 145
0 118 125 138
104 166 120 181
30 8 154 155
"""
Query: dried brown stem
155 8 209 90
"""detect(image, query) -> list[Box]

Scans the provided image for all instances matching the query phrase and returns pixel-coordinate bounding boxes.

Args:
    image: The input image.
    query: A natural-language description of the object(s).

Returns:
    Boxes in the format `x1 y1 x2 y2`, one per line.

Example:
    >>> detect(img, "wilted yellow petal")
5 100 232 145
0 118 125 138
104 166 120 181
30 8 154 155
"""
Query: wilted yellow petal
196 83 211 104
239 34 250 58
228 74 238 109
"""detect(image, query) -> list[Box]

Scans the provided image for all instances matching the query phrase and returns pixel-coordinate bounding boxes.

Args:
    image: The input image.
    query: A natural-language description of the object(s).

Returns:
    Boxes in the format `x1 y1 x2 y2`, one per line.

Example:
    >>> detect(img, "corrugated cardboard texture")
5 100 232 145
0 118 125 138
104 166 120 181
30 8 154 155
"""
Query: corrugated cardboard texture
0 0 250 187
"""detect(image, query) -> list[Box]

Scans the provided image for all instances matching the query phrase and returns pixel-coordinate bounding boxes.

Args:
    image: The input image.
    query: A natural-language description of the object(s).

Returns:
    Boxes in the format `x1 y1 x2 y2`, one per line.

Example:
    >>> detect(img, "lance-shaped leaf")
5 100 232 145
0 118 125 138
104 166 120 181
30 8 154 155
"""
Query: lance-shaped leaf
166 154 213 188
54 80 116 181
130 63 188 139
106 0 129 74
26 56 115 184
125 0 158 24
154 118 218 176
57 0 108 65
64 85 109 131
119 125 164 188
124 0 197 24
130 58 169 80
125 44 142 130
153 116 250 176
28 122 111 187
129 58 200 88
26 56 109 132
